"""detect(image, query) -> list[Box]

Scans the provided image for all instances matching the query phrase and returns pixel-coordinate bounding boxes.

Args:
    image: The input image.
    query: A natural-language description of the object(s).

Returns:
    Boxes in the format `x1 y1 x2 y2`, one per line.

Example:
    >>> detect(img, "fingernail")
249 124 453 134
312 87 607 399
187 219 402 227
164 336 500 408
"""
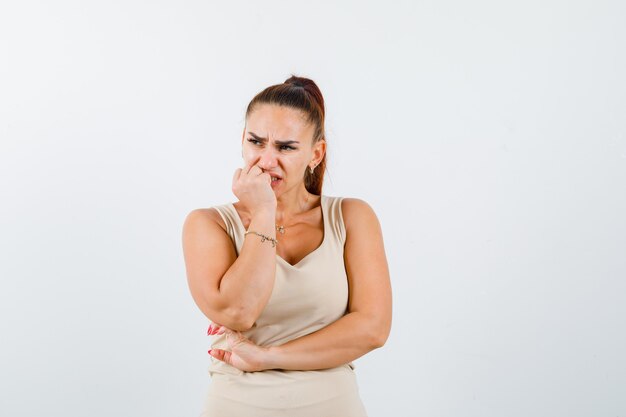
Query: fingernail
208 349 212 355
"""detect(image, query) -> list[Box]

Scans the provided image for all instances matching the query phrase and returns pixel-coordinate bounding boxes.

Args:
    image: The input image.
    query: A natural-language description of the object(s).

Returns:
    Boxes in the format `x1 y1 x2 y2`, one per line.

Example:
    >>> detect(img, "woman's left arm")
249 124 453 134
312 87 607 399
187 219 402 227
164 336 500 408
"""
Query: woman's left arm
209 198 393 371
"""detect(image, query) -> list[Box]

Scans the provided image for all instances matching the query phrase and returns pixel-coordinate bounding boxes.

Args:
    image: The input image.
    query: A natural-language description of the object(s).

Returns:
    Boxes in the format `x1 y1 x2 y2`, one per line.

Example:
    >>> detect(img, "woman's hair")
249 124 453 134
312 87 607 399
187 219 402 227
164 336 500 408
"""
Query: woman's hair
245 75 327 195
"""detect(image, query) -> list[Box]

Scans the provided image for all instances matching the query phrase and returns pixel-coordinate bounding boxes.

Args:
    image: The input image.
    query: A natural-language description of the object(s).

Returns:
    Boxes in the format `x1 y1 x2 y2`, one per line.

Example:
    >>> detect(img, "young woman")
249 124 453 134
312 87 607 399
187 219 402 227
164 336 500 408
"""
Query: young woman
182 75 392 416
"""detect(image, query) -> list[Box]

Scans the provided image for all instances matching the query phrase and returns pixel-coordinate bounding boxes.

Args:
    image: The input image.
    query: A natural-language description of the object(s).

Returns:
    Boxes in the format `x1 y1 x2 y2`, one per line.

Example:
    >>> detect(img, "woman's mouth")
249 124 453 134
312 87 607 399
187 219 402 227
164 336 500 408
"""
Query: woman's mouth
271 177 282 187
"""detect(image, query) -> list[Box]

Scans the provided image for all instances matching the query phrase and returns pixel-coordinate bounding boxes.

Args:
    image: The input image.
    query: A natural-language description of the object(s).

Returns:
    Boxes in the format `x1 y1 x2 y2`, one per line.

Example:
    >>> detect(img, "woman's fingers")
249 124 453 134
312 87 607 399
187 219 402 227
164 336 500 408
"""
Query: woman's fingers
207 322 219 335
233 168 242 182
246 160 260 175
207 322 231 336
208 332 267 372
233 157 259 186
208 348 232 365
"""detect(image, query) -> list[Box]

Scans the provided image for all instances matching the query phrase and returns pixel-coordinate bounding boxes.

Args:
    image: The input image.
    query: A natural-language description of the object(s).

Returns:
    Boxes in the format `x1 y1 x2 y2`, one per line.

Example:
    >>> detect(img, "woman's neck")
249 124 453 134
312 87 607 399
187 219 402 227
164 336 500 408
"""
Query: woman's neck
275 185 316 224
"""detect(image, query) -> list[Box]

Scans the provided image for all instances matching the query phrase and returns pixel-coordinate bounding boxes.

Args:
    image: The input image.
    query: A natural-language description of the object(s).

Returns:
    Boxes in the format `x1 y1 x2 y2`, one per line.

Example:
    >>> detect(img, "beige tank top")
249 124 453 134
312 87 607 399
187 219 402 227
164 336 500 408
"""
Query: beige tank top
207 194 356 376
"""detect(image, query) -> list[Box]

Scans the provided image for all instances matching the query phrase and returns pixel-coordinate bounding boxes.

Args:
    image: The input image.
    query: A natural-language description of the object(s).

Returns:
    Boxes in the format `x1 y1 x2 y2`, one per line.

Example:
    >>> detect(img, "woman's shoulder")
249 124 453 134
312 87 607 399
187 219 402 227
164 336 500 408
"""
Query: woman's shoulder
333 196 380 232
334 195 376 211
184 203 232 234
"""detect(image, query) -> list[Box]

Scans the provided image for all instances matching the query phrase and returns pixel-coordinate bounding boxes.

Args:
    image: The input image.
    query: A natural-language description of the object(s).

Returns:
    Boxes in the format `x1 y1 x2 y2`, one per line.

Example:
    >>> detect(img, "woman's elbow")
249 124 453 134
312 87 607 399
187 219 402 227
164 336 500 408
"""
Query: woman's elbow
200 301 254 332
368 319 391 349
369 331 389 349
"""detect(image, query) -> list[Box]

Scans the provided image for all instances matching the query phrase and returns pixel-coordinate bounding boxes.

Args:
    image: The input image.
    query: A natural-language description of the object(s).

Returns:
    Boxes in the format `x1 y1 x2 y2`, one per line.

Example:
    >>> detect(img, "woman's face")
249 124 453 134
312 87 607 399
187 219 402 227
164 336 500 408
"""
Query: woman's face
241 103 325 194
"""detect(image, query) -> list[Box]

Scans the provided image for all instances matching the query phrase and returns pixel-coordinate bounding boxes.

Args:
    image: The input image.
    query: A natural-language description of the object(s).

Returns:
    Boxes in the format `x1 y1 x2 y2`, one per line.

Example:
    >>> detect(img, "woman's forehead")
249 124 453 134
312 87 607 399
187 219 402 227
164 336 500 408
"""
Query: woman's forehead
246 105 313 139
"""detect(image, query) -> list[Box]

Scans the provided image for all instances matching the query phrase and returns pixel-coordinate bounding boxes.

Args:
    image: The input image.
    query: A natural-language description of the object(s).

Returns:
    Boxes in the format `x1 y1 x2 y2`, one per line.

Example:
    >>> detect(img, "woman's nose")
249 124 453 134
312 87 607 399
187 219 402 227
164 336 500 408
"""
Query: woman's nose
257 147 278 169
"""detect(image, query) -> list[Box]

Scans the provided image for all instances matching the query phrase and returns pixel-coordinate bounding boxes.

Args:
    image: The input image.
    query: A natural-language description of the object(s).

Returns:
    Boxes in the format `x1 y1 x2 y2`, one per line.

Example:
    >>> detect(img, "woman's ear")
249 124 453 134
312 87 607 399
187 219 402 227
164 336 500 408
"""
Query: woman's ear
312 138 326 166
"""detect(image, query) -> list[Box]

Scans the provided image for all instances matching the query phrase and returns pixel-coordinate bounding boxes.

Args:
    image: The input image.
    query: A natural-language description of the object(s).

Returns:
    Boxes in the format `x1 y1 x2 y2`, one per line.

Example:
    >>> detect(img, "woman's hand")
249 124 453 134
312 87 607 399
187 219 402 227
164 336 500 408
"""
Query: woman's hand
232 160 277 216
207 322 271 372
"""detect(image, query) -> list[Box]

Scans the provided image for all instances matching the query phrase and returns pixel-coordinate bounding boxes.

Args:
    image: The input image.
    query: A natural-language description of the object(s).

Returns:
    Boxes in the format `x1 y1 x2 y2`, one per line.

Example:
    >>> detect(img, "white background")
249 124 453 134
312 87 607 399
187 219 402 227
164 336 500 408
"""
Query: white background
1 1 625 416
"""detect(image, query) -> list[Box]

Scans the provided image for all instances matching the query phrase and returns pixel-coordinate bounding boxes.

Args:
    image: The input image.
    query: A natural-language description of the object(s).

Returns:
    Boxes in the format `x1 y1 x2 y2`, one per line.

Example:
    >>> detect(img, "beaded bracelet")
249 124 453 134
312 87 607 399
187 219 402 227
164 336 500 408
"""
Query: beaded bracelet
244 230 278 247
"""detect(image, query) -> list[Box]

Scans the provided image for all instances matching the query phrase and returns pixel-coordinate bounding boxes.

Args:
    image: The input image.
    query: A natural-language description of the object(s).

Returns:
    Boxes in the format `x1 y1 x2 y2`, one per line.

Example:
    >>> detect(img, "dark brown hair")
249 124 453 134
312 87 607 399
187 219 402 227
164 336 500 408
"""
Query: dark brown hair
245 75 327 195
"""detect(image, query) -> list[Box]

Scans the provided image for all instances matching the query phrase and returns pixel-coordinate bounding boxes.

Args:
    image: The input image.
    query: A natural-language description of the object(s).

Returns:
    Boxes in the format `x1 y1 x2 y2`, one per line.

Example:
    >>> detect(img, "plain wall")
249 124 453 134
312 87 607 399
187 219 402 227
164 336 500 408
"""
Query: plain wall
1 1 624 416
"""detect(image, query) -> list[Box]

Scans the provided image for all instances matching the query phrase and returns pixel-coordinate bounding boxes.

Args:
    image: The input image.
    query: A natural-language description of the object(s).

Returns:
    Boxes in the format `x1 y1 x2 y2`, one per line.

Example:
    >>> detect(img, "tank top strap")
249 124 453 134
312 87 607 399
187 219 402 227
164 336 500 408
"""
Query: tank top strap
211 203 245 253
322 195 347 247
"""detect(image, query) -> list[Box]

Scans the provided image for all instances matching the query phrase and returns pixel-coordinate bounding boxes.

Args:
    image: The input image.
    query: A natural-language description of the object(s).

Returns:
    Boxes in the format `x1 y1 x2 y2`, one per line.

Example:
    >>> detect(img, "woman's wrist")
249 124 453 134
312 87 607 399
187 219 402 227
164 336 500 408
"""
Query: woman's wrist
250 206 276 220
263 345 282 370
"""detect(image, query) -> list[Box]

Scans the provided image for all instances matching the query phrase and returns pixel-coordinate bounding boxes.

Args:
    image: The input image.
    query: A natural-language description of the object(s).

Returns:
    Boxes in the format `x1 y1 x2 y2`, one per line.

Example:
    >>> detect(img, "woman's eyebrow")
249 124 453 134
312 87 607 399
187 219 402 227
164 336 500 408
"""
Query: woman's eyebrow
248 131 299 145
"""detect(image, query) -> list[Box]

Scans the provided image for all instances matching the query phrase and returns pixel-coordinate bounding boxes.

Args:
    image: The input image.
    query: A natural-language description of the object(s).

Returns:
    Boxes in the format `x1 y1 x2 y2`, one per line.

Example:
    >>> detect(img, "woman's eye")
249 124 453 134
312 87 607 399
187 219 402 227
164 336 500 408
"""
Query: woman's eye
247 138 295 151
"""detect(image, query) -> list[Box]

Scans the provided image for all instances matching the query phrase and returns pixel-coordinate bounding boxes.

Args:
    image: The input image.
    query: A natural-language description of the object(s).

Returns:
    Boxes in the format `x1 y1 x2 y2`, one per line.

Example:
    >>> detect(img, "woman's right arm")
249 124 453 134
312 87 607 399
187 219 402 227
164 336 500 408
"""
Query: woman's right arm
182 206 277 332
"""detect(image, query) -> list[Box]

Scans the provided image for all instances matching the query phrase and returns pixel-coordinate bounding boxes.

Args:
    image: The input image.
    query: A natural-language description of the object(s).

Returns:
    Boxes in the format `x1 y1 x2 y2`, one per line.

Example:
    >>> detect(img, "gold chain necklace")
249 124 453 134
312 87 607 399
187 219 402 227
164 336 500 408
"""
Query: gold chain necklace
274 193 310 235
